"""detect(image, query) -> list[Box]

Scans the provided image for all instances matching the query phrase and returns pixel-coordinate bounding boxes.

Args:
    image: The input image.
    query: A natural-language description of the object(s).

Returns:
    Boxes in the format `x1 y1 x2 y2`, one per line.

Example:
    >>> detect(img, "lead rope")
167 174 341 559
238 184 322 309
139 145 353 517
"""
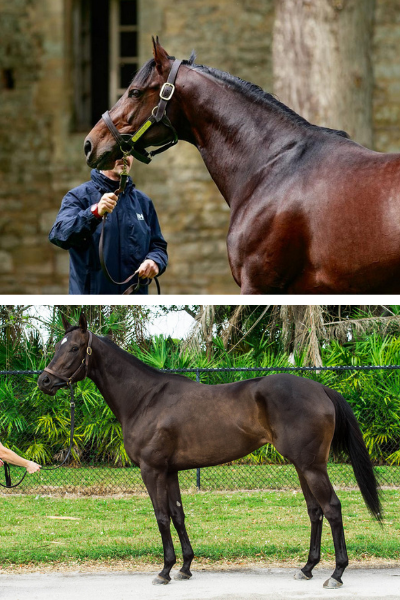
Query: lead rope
0 383 76 489
99 149 161 295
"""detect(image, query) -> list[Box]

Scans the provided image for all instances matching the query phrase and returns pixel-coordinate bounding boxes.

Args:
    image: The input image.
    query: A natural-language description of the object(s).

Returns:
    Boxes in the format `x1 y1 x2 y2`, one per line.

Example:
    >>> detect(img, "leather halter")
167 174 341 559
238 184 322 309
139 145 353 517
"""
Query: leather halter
43 331 93 386
102 59 182 164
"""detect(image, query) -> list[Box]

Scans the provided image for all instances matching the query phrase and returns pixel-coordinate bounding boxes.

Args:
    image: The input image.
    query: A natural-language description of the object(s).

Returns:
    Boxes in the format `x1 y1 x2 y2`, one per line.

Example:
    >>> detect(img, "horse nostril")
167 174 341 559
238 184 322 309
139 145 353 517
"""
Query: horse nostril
84 138 92 157
40 375 50 387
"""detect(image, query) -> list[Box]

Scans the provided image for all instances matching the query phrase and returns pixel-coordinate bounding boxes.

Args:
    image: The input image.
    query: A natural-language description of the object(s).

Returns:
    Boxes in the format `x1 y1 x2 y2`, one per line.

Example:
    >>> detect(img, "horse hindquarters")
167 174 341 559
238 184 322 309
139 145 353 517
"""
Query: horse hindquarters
292 384 381 588
259 375 348 586
287 417 348 586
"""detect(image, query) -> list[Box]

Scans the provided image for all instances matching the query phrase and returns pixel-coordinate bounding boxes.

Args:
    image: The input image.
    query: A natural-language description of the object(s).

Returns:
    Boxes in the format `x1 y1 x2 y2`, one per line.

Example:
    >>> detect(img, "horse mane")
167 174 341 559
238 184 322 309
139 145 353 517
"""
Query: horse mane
99 335 160 375
191 63 350 139
99 336 196 383
133 53 349 139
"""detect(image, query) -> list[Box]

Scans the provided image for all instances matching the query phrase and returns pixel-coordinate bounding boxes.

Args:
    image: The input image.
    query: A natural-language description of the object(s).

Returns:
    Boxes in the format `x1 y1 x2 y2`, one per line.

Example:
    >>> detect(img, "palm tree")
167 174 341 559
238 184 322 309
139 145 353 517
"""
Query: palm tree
181 305 400 366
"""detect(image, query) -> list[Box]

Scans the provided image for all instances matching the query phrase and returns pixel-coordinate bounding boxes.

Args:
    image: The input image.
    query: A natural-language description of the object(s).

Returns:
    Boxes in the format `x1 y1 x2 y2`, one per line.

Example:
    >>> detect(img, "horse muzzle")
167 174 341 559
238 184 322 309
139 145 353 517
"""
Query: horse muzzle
37 372 64 396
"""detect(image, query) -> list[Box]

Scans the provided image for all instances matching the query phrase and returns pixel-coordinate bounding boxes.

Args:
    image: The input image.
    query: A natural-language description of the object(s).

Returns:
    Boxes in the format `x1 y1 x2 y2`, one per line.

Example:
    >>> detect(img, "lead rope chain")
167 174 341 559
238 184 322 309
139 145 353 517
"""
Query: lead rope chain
117 148 130 196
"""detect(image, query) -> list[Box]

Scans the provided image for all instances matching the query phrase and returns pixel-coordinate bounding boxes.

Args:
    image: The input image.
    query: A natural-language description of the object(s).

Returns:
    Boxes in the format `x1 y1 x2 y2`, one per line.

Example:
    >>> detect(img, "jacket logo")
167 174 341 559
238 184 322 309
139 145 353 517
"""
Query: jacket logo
136 213 145 221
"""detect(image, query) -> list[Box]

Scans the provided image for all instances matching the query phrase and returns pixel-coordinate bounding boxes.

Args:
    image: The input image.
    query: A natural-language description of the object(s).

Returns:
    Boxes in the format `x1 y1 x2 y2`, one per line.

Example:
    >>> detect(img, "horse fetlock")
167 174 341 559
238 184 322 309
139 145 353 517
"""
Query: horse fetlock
183 549 194 563
174 570 192 581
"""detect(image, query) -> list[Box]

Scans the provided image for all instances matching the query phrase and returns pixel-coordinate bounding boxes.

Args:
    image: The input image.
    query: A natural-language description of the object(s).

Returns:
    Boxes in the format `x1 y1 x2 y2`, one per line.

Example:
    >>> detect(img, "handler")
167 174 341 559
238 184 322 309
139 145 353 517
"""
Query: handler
49 155 168 294
0 442 41 474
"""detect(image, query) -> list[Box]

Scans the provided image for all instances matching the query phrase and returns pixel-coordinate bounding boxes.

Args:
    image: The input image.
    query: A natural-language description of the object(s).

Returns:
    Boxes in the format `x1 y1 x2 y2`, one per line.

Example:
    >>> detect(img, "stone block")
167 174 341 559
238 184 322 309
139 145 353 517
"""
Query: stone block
0 235 19 250
0 250 13 273
40 210 58 234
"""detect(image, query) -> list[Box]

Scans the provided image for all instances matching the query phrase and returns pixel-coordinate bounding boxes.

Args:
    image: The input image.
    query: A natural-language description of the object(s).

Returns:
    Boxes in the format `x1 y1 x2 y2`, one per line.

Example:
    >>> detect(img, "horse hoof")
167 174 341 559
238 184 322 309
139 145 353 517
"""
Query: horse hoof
323 577 343 589
294 570 311 581
174 571 192 581
152 576 170 585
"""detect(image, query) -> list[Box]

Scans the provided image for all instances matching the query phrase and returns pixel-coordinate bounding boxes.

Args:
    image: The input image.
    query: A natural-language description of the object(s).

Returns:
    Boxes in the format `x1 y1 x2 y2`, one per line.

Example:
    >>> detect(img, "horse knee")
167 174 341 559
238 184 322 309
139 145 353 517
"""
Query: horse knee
156 514 171 533
171 511 185 529
323 498 343 525
307 505 323 522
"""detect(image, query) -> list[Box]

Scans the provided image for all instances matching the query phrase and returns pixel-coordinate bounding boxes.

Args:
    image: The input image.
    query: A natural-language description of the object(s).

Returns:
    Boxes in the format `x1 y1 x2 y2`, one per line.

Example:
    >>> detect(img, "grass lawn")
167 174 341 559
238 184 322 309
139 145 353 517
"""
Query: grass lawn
1 489 399 571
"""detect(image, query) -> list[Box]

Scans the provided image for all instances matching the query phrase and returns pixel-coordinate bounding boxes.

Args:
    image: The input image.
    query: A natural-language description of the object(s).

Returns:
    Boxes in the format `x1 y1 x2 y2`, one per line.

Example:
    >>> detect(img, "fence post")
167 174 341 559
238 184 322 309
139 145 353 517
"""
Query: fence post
196 369 201 491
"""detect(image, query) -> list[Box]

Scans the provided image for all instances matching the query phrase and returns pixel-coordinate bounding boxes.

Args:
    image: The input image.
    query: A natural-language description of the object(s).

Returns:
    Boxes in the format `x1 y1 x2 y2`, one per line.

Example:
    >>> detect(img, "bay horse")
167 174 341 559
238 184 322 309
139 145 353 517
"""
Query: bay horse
84 38 400 294
38 313 381 588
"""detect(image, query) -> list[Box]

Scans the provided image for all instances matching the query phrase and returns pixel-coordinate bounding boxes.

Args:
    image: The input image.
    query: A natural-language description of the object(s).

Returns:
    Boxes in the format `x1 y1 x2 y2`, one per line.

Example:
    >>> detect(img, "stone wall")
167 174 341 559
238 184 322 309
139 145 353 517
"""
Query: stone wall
0 0 88 294
0 0 399 295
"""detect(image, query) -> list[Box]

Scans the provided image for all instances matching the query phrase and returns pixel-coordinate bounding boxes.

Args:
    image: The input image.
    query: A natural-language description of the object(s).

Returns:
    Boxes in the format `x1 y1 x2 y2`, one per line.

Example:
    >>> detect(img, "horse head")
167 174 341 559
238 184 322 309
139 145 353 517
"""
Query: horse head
38 313 91 396
84 38 185 169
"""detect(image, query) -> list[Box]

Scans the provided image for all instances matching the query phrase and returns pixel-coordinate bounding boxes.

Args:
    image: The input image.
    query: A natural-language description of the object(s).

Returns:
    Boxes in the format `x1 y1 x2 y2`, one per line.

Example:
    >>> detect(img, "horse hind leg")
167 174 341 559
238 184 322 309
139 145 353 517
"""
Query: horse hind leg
167 472 194 580
294 469 324 581
301 465 348 588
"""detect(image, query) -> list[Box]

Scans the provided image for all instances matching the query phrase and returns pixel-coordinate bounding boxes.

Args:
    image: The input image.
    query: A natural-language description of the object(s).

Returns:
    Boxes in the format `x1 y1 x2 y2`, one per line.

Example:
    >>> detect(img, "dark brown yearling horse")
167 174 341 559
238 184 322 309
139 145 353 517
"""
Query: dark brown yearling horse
38 314 381 588
84 39 400 294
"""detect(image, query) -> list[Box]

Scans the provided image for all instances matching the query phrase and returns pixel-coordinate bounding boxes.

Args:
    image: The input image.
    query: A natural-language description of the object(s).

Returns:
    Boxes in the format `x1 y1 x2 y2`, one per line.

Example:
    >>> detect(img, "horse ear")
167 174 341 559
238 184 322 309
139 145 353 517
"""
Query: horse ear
152 36 170 75
79 312 88 333
61 313 71 332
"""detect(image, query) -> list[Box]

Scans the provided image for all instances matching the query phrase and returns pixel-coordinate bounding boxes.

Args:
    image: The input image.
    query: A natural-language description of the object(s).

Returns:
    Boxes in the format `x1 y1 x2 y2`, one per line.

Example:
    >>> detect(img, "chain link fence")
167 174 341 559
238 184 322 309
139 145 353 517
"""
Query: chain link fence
1 366 400 495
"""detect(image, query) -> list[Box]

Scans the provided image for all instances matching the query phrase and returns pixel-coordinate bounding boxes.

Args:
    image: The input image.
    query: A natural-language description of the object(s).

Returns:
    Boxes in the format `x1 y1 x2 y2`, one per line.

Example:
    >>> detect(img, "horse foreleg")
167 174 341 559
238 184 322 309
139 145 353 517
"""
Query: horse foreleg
301 466 348 588
294 469 324 581
140 464 176 585
167 472 194 580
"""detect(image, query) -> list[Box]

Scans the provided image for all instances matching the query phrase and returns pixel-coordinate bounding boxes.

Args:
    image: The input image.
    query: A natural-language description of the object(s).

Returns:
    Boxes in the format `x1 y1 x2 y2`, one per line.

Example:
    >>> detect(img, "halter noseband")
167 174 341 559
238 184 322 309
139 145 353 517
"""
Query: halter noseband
43 331 93 386
102 59 182 164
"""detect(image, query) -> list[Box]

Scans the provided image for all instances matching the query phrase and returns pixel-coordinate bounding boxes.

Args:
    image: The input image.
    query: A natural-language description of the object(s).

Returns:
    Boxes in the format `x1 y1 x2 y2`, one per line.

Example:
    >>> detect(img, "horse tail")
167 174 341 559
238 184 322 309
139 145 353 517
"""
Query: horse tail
323 385 382 522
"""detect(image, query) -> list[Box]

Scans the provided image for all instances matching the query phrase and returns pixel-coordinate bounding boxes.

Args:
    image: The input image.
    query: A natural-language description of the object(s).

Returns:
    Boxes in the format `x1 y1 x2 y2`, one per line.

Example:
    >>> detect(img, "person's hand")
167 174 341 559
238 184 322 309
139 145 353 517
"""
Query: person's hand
26 461 41 474
136 259 159 279
0 459 3 467
98 192 118 216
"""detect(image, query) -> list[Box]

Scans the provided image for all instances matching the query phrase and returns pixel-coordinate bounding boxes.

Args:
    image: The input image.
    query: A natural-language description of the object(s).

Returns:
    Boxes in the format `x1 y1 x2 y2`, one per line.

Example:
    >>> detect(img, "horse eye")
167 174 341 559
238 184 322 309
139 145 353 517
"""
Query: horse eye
71 346 79 352
128 88 141 99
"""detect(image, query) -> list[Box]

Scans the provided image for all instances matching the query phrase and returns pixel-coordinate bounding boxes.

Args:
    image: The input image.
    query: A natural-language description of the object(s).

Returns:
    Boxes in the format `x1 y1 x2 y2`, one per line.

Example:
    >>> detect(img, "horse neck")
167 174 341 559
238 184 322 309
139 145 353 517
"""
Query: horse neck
86 335 163 424
176 66 305 209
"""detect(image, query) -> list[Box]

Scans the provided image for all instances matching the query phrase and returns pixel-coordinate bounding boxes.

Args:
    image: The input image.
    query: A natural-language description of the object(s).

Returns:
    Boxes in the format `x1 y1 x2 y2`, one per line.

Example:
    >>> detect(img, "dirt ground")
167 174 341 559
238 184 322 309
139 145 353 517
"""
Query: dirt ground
1 556 399 574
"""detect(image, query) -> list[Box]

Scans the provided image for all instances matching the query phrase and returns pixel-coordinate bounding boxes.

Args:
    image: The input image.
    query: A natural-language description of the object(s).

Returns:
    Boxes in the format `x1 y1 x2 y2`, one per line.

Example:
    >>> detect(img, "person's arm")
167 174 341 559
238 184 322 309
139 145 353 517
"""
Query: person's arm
49 190 103 250
0 443 41 474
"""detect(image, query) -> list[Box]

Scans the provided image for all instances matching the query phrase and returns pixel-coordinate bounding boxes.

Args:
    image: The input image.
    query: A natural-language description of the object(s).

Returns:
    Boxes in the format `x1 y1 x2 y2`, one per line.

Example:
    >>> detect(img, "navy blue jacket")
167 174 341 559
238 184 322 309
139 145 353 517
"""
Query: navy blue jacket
49 170 168 295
